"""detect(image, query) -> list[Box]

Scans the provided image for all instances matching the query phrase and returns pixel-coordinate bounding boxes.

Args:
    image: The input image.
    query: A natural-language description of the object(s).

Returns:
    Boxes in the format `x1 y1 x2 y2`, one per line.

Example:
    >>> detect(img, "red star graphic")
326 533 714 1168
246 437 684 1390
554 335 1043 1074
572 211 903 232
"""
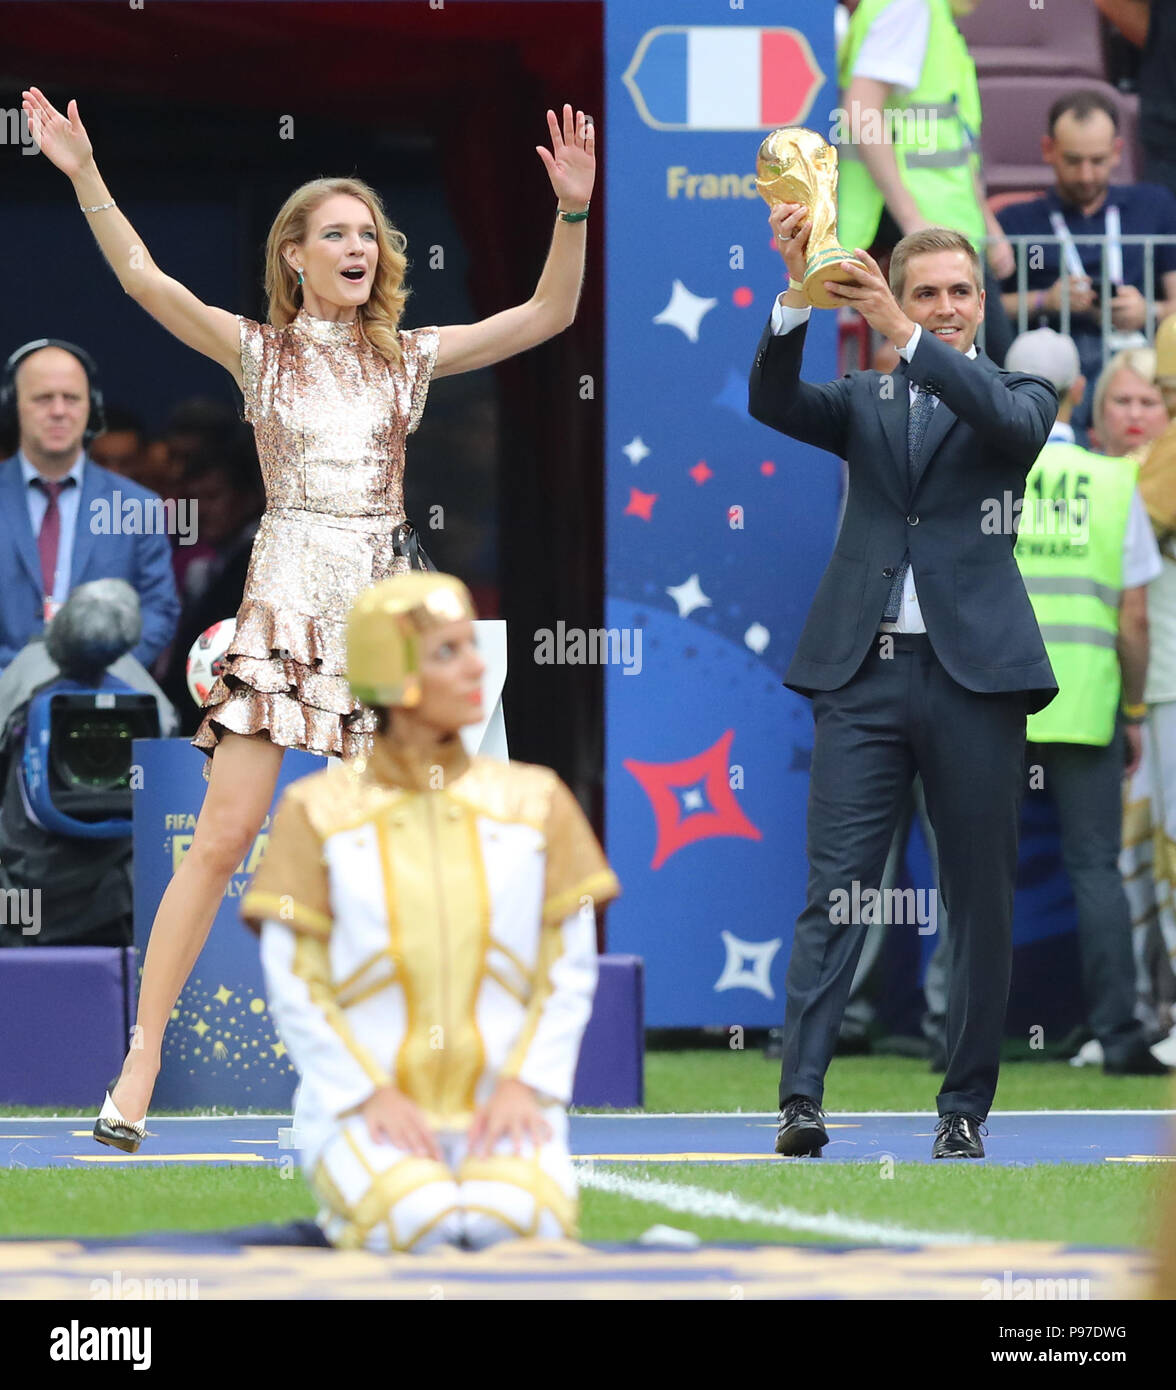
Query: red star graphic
689 460 713 485
625 487 658 521
623 730 763 870
760 461 776 477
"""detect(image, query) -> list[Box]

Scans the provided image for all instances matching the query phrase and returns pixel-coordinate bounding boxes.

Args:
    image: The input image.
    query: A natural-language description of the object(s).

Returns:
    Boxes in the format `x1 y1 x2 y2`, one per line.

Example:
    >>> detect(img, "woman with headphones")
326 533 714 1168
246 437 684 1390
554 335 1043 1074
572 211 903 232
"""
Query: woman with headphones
20 86 596 1150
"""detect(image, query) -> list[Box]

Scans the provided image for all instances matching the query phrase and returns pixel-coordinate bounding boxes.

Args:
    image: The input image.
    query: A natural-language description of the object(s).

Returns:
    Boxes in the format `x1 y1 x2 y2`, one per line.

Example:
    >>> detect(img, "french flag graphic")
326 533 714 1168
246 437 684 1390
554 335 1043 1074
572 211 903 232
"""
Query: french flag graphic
623 26 825 131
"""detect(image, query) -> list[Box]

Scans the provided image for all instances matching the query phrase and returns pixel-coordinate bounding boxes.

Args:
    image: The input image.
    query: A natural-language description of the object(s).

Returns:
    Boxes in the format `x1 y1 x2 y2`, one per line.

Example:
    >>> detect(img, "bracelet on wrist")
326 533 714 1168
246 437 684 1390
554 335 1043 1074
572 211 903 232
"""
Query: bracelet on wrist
1123 701 1147 724
558 202 589 222
79 200 116 214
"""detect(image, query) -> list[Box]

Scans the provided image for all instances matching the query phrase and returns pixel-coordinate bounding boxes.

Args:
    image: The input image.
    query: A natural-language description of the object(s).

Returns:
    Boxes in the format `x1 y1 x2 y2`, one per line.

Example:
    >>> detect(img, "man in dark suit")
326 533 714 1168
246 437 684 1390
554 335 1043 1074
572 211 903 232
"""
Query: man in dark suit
0 340 179 674
749 211 1059 1158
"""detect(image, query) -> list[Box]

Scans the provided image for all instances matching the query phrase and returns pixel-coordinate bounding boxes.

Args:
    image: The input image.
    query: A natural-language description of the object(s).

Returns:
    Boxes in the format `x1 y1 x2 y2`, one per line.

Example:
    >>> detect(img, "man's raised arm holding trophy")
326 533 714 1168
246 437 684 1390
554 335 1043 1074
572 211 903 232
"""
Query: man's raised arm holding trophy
747 125 1059 1162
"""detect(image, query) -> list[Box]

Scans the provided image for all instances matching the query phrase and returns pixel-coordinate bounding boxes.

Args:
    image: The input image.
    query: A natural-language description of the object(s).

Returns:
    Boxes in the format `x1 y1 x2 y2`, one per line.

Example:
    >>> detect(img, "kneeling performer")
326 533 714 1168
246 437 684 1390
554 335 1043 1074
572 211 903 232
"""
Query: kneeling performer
241 572 620 1252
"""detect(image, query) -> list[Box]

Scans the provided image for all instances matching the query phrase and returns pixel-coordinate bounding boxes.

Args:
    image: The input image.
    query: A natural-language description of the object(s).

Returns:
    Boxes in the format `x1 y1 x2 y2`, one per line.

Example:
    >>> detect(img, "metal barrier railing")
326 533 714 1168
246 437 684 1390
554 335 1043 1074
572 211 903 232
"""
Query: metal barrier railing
996 232 1176 364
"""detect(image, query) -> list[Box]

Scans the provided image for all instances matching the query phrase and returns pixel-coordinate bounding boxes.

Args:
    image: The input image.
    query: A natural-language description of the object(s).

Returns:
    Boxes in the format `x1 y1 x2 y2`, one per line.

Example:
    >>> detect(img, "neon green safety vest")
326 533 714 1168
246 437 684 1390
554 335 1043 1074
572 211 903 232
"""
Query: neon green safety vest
837 0 985 253
1014 442 1136 746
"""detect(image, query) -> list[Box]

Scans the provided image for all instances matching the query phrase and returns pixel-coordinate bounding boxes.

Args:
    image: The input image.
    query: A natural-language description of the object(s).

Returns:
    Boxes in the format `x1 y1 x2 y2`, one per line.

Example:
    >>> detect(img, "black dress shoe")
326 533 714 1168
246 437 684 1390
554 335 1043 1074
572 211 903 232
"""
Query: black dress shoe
1104 1044 1171 1077
774 1095 828 1156
932 1111 986 1159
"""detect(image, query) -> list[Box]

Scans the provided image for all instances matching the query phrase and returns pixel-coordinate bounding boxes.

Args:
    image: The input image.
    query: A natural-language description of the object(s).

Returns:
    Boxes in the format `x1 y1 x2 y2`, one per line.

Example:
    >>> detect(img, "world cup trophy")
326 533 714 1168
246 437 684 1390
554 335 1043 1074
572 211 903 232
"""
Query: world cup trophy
755 127 866 309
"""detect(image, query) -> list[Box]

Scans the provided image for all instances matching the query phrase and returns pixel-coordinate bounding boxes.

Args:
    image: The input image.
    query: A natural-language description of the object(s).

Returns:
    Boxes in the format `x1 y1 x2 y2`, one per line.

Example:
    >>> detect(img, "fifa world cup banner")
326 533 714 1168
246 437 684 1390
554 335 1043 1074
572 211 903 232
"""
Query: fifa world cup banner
604 5 841 1026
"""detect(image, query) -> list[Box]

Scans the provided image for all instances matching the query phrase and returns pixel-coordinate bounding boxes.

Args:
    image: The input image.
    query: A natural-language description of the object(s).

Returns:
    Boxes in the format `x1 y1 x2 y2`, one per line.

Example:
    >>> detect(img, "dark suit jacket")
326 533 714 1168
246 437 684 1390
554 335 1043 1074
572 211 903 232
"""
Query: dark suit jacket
0 455 181 673
748 318 1059 713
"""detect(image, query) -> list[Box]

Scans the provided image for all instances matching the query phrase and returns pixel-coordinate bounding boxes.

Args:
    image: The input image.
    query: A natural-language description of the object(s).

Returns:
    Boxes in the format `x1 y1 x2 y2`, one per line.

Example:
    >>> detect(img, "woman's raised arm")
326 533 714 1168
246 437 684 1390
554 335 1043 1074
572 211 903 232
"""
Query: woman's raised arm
432 105 595 380
22 88 244 387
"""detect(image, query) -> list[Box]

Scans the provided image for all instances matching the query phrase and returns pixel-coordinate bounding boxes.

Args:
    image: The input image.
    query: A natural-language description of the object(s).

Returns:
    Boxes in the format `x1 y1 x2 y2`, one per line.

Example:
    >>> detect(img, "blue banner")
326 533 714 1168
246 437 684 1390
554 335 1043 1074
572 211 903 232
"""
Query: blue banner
604 5 841 1026
133 740 327 1109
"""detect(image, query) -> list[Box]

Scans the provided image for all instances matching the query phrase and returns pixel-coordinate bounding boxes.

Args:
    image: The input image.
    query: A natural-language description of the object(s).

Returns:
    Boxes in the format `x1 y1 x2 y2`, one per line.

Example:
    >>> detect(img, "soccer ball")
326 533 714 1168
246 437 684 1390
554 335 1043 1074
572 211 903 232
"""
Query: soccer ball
186 618 237 707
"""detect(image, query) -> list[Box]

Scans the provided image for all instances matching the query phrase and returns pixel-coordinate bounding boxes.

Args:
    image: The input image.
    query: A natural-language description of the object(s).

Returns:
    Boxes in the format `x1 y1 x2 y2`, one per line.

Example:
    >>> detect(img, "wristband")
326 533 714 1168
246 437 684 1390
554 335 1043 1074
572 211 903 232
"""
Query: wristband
558 203 589 223
1123 701 1147 724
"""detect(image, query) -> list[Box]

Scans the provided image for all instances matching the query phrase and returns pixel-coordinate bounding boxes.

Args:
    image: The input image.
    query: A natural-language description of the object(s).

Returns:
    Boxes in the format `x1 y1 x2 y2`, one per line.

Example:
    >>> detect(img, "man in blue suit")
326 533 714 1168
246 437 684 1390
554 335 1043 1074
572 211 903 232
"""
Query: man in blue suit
0 339 179 674
749 216 1059 1159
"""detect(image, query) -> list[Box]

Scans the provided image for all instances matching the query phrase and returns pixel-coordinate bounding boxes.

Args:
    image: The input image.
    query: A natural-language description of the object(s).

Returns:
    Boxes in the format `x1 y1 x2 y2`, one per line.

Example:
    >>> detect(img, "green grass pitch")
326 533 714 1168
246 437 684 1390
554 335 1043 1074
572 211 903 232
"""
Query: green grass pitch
1 1052 1172 1247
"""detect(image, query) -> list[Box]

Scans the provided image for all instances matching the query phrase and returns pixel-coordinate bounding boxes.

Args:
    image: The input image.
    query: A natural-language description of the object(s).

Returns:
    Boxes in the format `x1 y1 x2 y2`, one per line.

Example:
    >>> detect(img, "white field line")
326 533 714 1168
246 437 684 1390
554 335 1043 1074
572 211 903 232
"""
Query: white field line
2 1108 1173 1122
574 1110 1176 1119
575 1165 991 1246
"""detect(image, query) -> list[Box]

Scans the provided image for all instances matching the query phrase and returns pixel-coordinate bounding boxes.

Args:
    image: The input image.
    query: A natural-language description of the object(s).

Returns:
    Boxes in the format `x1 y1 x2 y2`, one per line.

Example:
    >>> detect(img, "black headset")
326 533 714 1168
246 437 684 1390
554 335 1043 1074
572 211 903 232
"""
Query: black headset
0 338 107 445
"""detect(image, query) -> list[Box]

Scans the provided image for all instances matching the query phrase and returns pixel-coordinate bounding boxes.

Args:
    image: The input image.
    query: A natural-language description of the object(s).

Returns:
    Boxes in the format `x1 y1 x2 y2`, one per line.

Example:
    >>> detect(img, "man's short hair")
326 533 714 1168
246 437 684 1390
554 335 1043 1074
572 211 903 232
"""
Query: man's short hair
1047 89 1120 137
889 228 983 301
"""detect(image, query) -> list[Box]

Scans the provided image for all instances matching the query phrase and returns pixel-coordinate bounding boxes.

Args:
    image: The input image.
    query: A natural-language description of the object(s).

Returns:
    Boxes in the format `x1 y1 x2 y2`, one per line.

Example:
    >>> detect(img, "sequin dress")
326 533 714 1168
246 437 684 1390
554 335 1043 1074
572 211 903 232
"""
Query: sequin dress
191 309 440 765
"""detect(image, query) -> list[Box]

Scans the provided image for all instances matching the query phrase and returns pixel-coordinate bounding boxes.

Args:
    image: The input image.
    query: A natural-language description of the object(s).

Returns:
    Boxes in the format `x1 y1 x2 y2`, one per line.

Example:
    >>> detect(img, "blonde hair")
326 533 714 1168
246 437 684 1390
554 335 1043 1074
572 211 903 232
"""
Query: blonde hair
1091 348 1159 434
263 177 410 369
888 227 983 302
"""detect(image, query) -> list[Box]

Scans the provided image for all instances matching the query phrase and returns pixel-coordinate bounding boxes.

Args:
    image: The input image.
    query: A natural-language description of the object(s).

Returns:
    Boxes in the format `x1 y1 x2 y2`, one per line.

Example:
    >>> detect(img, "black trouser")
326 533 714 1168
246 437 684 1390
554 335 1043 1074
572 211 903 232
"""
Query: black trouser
1027 729 1145 1062
777 635 1027 1119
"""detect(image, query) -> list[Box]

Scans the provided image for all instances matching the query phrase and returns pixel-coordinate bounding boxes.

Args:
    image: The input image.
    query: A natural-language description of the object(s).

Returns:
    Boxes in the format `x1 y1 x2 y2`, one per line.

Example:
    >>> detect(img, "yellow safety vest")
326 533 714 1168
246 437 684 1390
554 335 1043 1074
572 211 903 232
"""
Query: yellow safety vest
1015 442 1135 746
837 0 986 253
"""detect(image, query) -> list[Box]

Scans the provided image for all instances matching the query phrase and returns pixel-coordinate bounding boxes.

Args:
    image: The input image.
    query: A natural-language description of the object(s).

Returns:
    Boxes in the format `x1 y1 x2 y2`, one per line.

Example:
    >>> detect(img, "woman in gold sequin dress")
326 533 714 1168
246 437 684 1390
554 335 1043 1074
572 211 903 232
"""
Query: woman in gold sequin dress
22 87 596 1143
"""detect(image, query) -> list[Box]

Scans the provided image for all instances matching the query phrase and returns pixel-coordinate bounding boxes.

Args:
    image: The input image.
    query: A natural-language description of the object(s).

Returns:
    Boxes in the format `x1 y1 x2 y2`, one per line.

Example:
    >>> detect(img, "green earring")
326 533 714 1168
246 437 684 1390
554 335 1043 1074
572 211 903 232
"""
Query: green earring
297 270 305 287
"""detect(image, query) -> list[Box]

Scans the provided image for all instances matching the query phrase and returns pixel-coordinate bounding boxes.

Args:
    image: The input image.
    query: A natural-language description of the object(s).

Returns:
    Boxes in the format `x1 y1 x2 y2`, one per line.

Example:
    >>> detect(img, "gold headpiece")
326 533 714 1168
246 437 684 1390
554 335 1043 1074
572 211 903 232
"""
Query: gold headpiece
347 572 476 708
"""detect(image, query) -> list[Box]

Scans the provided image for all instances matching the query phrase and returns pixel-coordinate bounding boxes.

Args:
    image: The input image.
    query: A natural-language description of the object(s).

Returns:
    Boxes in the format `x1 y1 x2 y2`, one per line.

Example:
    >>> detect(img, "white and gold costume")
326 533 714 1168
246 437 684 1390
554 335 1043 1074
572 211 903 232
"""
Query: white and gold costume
241 731 620 1253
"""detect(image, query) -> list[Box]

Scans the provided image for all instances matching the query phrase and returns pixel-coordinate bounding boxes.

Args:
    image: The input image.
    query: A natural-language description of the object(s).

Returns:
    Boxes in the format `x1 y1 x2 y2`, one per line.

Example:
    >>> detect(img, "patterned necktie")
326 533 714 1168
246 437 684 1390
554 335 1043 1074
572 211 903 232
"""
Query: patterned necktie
34 476 74 599
881 387 937 623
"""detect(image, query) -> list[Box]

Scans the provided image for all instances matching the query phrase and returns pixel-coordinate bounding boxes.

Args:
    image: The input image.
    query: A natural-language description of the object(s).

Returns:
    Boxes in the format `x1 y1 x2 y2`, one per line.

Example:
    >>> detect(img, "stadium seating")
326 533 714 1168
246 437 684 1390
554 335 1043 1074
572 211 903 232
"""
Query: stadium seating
957 0 1105 80
979 76 1139 196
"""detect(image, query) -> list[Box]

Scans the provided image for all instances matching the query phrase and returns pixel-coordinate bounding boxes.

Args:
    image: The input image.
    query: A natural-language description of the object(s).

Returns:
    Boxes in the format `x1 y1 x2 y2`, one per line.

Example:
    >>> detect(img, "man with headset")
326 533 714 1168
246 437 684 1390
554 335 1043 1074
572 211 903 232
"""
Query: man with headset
0 339 179 674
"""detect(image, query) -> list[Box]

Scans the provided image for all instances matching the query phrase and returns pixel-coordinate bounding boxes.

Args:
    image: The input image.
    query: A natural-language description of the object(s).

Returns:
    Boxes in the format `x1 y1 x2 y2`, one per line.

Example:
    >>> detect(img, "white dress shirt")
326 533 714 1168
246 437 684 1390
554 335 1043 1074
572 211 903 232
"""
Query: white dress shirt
768 298 975 632
18 450 86 605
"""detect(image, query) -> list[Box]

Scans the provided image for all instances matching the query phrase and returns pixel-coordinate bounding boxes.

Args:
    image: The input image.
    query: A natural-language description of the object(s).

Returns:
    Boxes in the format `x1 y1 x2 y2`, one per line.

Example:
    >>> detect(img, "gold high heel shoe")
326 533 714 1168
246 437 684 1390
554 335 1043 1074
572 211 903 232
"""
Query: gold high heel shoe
92 1076 148 1153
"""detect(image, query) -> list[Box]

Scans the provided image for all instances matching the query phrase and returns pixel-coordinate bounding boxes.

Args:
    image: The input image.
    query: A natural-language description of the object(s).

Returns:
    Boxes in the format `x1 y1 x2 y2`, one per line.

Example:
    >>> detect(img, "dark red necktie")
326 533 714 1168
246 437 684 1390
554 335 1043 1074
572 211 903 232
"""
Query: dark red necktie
34 477 70 599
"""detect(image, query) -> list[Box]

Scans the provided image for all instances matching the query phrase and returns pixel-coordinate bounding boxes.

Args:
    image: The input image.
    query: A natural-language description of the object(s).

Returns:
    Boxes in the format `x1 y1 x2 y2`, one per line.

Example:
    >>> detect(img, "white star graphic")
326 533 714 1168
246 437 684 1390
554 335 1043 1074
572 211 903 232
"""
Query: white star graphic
623 436 651 465
681 788 704 812
666 573 712 618
745 622 770 654
653 279 718 343
714 930 782 1000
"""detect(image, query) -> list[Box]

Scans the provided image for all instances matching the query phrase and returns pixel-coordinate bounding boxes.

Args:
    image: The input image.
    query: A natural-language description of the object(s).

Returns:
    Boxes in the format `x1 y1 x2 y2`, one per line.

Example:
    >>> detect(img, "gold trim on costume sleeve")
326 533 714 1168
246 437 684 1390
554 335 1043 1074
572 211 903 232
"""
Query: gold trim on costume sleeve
485 964 529 1008
488 937 533 983
240 783 334 935
499 918 567 1081
242 890 332 939
541 777 621 925
542 869 622 927
335 969 399 1012
291 936 393 1090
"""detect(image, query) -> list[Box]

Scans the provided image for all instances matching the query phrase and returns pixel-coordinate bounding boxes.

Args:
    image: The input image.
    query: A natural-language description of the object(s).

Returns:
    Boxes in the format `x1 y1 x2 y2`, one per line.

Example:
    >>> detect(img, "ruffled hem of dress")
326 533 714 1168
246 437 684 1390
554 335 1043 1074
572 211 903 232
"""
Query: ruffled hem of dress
190 609 374 775
232 598 347 675
191 678 376 773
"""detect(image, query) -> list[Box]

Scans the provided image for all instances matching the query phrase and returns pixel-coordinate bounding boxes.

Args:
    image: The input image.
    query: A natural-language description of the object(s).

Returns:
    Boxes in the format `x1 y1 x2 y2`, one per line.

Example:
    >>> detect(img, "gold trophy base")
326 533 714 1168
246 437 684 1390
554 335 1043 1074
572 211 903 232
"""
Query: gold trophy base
803 245 867 309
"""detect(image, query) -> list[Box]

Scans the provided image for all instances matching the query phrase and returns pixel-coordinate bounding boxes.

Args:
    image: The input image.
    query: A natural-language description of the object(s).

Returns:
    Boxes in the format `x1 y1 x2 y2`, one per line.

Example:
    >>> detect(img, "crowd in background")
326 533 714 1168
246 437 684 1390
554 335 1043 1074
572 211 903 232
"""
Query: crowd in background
1 1 1174 1067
